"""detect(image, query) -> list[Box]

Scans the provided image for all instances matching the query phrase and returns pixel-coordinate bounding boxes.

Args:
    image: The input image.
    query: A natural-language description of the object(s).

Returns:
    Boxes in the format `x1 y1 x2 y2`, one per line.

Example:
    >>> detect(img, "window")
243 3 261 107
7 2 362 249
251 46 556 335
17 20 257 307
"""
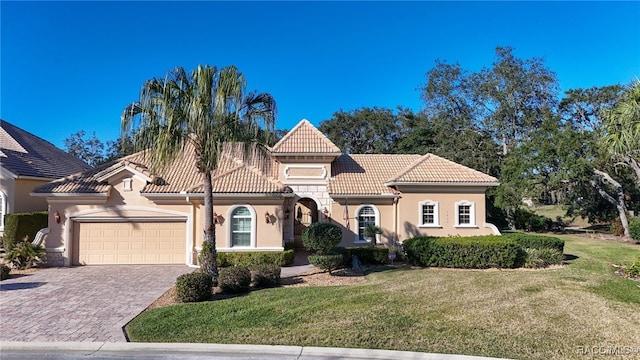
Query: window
419 200 439 227
455 201 476 227
123 178 133 191
231 206 252 247
355 205 380 243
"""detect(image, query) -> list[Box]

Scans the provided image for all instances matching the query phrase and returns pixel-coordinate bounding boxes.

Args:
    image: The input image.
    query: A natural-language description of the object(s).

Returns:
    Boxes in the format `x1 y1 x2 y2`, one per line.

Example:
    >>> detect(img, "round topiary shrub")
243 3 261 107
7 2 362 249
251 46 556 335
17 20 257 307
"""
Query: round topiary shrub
302 222 342 254
1 264 10 281
175 272 213 303
308 254 344 275
219 265 251 294
251 263 281 288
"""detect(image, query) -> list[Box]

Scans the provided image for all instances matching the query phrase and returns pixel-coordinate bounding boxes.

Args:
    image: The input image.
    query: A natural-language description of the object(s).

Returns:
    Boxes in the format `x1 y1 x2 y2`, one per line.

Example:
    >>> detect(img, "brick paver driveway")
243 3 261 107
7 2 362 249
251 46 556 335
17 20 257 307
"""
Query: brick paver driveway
0 265 191 342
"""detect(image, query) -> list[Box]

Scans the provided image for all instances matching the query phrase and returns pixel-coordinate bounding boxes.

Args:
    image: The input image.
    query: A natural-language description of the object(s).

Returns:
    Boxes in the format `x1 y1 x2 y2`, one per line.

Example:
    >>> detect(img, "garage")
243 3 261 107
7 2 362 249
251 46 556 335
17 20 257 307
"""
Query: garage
72 221 186 265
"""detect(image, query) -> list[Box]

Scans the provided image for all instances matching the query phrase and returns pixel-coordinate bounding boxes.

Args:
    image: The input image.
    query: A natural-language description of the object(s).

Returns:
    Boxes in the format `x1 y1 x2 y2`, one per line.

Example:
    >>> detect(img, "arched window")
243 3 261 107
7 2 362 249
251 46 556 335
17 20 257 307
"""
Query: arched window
230 206 253 247
355 205 380 243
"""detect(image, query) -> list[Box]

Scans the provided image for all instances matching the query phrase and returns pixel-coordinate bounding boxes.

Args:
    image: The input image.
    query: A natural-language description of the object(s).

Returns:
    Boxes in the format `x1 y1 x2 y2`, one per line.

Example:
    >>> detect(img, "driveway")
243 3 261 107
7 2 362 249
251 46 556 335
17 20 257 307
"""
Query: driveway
0 265 191 342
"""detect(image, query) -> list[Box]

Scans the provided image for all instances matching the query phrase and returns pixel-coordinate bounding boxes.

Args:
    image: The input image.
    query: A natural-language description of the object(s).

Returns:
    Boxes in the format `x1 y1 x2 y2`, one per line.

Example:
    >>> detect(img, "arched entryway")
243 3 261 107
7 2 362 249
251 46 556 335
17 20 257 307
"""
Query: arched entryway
293 197 318 248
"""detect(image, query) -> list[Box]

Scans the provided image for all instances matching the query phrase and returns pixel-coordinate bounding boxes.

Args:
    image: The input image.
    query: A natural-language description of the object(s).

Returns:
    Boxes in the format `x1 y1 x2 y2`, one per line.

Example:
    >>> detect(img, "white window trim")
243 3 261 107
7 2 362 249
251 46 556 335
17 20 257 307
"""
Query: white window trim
123 178 133 192
455 200 477 228
227 204 256 248
418 200 441 228
354 204 381 244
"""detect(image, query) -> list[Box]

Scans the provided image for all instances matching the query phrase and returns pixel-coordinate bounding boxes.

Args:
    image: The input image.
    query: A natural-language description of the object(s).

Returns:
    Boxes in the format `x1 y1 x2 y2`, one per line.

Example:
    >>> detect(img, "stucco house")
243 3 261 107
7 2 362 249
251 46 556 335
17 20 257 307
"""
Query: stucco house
32 119 500 267
0 120 90 235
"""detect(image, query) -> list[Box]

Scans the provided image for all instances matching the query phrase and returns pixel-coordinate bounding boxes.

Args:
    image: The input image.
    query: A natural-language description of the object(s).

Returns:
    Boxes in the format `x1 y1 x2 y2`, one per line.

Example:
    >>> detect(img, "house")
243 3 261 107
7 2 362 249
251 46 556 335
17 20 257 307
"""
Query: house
0 120 90 235
32 119 500 267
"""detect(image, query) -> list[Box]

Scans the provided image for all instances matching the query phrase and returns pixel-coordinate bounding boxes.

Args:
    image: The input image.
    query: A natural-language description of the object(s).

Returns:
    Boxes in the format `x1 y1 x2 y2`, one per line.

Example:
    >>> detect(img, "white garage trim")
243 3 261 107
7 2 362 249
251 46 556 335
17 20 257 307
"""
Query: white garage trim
65 206 193 266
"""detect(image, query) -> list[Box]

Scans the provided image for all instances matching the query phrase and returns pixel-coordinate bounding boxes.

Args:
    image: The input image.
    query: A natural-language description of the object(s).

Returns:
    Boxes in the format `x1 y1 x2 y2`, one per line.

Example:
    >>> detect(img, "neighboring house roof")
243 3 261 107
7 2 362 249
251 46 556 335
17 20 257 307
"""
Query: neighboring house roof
33 143 291 196
330 153 499 196
271 119 341 154
0 120 90 179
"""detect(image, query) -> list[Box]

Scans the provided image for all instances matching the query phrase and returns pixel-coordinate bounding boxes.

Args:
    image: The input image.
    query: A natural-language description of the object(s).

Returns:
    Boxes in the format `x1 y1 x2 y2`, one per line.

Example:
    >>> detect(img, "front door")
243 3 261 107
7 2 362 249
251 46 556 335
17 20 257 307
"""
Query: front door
293 198 318 248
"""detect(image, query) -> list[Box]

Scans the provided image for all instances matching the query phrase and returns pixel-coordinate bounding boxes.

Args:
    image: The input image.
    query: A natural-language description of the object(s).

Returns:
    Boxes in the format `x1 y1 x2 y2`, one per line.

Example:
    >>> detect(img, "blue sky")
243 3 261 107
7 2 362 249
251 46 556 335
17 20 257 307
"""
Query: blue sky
2 1 639 150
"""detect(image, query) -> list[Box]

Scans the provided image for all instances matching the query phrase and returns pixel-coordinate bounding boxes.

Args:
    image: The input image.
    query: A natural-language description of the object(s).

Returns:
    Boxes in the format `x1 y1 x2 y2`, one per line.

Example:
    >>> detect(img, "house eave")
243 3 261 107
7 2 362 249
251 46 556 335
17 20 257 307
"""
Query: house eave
30 192 109 198
329 194 400 199
384 181 500 187
141 192 294 199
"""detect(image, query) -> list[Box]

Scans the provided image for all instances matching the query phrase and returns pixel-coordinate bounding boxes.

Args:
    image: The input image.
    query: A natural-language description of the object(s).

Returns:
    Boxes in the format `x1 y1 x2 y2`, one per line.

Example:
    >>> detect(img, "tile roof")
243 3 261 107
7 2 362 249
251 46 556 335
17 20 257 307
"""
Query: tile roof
1 120 91 179
270 119 341 154
386 153 499 184
329 154 422 195
33 143 291 195
330 153 499 196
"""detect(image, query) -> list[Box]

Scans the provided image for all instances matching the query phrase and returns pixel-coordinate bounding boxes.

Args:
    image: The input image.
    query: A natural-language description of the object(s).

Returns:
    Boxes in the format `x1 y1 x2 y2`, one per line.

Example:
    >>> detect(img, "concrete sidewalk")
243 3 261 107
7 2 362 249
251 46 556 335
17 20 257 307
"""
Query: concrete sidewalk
0 341 512 360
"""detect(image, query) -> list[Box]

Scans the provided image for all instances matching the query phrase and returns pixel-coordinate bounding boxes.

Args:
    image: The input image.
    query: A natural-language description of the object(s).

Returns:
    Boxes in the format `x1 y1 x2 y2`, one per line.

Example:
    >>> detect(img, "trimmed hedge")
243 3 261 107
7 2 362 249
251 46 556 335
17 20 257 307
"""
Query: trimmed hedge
630 219 640 243
346 247 389 265
403 235 526 269
502 233 565 253
302 222 342 254
175 272 213 303
217 250 294 267
524 248 563 269
308 254 344 275
251 263 281 288
2 212 48 252
219 266 251 294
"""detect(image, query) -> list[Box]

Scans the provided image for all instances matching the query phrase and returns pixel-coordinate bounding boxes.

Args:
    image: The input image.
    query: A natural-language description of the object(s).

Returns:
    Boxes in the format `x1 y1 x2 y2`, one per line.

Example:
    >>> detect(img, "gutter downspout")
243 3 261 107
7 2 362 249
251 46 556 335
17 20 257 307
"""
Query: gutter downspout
393 197 399 246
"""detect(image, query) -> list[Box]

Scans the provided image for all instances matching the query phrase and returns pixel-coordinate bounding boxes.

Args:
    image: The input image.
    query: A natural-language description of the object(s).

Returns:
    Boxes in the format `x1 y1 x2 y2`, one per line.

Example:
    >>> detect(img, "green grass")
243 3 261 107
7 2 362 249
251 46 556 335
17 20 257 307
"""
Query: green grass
126 235 640 360
531 205 591 228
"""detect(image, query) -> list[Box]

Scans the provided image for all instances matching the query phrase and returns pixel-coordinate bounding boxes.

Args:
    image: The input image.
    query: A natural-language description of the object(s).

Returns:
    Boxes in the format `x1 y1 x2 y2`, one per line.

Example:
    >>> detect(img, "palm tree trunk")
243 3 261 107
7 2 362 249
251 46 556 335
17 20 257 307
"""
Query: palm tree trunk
201 171 219 284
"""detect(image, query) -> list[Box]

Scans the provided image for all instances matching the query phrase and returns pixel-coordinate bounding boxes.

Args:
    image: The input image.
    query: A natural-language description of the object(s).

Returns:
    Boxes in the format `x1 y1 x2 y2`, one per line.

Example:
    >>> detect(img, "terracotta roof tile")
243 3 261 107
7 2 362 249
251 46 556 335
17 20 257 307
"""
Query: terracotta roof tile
387 153 499 184
34 143 290 195
330 154 422 195
271 119 341 154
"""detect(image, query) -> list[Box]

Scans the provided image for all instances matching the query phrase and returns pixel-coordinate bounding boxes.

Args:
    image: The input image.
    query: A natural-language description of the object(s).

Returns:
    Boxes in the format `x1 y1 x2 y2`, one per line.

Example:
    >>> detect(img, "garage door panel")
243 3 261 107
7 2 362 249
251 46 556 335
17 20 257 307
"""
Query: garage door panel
73 222 186 265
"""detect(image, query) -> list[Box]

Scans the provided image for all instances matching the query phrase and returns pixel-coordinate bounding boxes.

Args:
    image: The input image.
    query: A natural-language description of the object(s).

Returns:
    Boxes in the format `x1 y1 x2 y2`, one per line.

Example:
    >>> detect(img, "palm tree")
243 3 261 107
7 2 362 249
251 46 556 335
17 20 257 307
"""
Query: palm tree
603 79 640 186
121 65 276 283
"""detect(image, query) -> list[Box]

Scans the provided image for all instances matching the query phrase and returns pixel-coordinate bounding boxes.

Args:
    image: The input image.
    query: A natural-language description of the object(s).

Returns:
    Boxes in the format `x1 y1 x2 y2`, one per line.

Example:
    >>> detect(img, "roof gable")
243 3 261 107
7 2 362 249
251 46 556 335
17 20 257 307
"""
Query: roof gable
271 119 341 154
1 120 90 179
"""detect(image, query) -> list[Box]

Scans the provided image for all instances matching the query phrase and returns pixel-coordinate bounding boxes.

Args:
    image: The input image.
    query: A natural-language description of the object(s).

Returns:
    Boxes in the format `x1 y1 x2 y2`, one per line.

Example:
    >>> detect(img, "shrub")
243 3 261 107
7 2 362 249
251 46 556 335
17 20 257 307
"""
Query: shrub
403 235 526 269
217 250 294 267
308 254 344 275
514 208 553 232
2 212 48 252
175 272 213 303
219 266 251 294
502 233 565 253
0 264 10 280
251 263 281 288
622 257 640 278
5 242 45 269
629 219 640 243
302 222 342 254
524 248 563 269
610 218 625 237
346 247 389 265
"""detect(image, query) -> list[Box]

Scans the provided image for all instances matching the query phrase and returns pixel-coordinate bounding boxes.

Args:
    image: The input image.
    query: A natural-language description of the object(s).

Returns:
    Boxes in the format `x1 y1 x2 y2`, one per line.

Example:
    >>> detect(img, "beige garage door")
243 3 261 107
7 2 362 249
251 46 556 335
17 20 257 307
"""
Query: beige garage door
73 221 186 265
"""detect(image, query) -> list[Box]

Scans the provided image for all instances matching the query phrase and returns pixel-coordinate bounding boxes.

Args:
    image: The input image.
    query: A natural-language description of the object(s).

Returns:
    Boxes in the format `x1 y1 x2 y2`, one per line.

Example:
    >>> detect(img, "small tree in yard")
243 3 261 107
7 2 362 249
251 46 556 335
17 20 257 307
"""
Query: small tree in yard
364 224 383 244
303 222 343 275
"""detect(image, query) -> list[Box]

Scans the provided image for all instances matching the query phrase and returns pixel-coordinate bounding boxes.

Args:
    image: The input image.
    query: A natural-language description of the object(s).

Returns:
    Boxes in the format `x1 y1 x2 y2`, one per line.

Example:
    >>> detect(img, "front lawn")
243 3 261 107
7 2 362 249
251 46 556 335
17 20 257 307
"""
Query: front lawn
126 235 640 360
